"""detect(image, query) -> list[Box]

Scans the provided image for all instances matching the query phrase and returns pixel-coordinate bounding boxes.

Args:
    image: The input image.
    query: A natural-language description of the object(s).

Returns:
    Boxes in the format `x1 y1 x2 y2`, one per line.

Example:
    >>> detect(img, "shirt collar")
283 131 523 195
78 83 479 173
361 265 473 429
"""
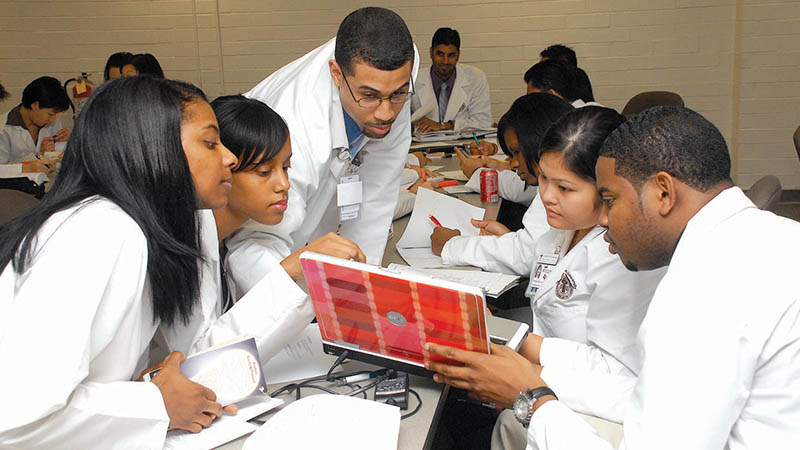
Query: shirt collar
342 108 365 159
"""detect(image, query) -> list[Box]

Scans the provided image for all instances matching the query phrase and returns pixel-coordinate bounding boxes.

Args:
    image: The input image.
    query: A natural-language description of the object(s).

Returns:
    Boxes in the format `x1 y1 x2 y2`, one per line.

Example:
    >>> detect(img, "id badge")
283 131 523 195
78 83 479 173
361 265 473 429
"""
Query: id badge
525 252 560 297
337 174 362 222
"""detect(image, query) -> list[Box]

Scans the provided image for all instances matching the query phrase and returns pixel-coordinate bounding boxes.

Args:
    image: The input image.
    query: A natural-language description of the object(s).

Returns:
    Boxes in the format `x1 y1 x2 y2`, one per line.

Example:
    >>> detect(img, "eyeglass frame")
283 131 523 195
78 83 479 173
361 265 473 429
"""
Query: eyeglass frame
340 70 415 109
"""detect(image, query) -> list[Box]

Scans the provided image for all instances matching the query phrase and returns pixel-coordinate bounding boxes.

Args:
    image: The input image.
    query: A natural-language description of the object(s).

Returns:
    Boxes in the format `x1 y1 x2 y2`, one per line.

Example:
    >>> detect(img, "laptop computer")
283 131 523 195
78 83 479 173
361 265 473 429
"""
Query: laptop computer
300 252 528 377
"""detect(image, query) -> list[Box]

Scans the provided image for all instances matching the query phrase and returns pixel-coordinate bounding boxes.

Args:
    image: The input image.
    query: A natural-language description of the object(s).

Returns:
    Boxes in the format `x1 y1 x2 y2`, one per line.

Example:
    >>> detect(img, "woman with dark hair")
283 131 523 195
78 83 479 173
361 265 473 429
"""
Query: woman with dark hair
431 93 572 278
206 95 365 360
1 76 72 175
103 51 133 81
0 76 244 447
123 53 165 78
425 107 667 434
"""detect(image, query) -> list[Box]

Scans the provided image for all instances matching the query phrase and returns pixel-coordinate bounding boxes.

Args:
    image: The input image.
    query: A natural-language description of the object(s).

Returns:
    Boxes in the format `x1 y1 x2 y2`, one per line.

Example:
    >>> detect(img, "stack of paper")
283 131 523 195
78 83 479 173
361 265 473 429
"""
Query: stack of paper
386 264 520 297
395 188 484 268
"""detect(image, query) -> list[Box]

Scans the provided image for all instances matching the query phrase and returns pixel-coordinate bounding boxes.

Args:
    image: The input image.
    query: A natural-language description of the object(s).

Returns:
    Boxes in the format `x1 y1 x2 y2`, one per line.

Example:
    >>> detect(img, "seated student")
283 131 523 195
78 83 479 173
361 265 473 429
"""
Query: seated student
442 106 800 450
431 93 572 276
426 107 666 427
123 53 165 78
0 76 71 176
539 44 577 66
0 82 8 101
104 51 133 81
0 76 240 448
411 27 491 133
207 95 365 355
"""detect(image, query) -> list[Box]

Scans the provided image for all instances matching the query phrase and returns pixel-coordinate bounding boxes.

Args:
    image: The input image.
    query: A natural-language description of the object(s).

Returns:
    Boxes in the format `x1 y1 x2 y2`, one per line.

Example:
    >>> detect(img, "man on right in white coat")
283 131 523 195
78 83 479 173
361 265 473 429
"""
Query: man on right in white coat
517 105 800 449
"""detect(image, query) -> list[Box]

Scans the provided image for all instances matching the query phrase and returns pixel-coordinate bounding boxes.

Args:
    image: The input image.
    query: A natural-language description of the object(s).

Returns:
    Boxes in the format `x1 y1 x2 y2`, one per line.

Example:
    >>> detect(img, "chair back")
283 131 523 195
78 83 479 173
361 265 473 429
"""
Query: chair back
0 189 40 226
621 91 685 118
745 175 782 212
794 125 800 163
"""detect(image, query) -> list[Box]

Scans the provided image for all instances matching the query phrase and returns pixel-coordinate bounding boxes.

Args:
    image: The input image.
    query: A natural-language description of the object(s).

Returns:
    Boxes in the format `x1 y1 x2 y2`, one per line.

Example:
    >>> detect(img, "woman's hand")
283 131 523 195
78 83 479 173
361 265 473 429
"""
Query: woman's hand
469 140 498 156
281 233 366 281
430 226 461 255
151 352 223 433
471 219 511 237
455 148 487 179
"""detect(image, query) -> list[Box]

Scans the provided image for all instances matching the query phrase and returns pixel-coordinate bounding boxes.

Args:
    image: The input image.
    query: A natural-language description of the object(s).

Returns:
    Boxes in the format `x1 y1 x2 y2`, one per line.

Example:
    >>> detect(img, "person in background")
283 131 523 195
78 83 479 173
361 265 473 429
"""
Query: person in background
426 108 666 448
104 51 133 81
0 76 71 176
123 53 165 78
538 44 595 106
411 27 491 133
226 7 417 294
0 76 238 448
208 94 365 358
0 83 9 101
539 44 577 66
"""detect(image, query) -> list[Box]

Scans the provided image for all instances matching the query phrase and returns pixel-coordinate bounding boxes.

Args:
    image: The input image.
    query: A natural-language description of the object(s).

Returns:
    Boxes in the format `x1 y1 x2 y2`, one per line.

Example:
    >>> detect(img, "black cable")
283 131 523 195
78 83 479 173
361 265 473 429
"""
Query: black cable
326 350 349 381
400 389 422 420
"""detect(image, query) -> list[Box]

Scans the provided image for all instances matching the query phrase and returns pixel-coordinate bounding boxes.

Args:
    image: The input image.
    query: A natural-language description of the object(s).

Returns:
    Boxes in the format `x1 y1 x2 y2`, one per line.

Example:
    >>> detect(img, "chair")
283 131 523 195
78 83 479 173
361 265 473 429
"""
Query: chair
621 91 685 118
0 189 39 226
745 175 782 212
793 125 800 164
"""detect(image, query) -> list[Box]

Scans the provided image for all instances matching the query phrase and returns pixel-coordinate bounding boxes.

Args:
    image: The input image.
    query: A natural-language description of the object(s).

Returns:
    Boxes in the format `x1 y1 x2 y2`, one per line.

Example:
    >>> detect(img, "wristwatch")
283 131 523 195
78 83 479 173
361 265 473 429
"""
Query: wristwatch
513 387 557 427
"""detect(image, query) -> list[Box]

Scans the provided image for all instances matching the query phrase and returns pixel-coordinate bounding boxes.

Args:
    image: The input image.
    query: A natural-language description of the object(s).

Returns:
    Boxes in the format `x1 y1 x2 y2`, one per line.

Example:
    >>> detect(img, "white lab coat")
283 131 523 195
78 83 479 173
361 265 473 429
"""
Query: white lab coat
0 200 314 449
528 187 800 450
465 168 536 205
0 197 169 449
411 64 492 131
0 107 67 176
527 225 665 421
226 38 419 295
440 191 548 275
160 209 313 366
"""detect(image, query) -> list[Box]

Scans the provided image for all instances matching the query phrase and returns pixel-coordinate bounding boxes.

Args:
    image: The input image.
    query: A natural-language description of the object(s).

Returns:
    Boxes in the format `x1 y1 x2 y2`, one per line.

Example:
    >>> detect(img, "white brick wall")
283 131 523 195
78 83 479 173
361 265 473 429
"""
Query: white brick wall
1 0 798 188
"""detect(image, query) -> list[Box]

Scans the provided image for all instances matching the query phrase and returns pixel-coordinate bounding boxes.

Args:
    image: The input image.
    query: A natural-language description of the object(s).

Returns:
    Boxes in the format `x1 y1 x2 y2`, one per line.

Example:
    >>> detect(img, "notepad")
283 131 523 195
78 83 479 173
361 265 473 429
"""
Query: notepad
386 264 520 298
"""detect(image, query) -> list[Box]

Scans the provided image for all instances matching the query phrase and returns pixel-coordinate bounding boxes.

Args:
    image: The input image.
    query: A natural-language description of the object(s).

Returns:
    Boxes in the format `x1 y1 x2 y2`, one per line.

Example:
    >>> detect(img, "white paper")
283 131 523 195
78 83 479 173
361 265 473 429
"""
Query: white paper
386 264 520 297
425 165 444 172
163 396 283 450
396 187 484 249
243 395 400 450
263 323 342 385
396 246 447 268
439 170 469 181
443 184 472 194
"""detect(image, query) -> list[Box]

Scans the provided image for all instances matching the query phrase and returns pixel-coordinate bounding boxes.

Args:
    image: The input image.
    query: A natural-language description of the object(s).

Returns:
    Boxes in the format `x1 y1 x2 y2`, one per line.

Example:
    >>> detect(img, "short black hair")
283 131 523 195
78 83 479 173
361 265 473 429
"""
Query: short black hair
540 44 577 67
21 76 71 112
432 27 460 50
0 83 9 101
211 95 290 172
600 106 733 192
524 60 577 102
131 53 165 78
335 7 414 76
497 93 573 173
540 106 626 181
104 52 133 81
574 68 595 102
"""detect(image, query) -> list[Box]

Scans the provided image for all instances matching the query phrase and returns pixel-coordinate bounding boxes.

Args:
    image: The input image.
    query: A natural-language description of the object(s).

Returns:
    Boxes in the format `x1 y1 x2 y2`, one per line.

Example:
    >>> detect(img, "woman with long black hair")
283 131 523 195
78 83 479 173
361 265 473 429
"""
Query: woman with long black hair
0 76 237 447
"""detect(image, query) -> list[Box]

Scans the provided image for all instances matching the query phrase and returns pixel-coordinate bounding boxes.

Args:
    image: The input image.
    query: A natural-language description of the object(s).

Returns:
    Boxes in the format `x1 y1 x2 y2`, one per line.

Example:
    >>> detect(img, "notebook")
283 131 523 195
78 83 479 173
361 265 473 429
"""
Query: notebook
300 252 528 376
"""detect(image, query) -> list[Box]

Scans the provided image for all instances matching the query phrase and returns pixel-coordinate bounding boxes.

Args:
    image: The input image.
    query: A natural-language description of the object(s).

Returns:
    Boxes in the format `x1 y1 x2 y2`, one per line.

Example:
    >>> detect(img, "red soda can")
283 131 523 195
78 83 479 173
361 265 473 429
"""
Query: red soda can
480 169 499 202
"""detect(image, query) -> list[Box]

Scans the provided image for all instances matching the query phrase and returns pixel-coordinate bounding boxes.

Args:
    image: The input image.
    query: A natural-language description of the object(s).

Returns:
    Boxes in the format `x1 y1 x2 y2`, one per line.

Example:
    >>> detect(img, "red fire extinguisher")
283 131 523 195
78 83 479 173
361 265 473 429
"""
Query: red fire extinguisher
64 72 94 119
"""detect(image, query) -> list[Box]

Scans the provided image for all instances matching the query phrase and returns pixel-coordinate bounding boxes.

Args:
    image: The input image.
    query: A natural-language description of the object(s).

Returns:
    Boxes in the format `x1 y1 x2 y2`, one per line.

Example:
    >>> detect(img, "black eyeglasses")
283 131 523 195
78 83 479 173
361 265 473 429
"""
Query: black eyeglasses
341 72 415 108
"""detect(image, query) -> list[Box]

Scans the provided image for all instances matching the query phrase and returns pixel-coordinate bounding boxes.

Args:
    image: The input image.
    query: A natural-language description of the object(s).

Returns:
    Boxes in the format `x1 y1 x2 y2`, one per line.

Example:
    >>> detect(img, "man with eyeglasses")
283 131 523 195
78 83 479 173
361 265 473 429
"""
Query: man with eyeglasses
225 7 418 299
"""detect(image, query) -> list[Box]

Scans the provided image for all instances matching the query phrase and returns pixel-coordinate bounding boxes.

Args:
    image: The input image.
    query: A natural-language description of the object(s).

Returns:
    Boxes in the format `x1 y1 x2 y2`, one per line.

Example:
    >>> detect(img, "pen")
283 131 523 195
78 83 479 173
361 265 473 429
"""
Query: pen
421 167 427 182
473 132 480 147
428 215 442 227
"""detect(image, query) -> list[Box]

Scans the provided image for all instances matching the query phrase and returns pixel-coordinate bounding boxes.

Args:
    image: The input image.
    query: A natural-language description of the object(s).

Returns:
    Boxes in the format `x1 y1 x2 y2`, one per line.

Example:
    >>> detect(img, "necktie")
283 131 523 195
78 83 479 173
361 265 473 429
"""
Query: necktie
438 83 450 123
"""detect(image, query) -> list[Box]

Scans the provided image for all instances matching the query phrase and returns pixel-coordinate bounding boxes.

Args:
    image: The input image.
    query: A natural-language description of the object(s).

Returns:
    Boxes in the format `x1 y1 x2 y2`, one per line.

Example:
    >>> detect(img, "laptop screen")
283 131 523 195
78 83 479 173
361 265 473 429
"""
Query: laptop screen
301 252 490 370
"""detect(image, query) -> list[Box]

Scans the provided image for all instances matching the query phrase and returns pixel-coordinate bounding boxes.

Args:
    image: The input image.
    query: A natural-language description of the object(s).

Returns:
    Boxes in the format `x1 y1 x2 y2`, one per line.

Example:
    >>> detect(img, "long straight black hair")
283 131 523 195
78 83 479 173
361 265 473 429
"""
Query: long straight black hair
0 76 207 326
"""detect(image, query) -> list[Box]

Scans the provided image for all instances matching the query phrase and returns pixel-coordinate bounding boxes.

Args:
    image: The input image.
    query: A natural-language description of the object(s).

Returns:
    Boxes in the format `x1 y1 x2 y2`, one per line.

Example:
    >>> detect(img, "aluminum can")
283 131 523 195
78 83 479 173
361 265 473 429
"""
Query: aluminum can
480 169 499 203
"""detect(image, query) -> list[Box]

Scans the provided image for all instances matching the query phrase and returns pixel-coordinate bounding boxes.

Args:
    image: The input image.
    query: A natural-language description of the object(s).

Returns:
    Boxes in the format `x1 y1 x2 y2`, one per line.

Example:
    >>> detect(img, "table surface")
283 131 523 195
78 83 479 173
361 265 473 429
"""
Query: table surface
219 154 499 450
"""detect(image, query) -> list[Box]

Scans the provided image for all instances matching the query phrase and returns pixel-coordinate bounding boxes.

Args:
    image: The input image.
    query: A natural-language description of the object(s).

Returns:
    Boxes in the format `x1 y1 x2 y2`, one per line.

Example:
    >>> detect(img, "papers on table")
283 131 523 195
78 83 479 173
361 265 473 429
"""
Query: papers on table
412 127 497 143
425 165 444 172
396 188 484 268
243 395 400 450
386 264 520 298
263 323 342 385
442 184 472 194
438 170 469 181
163 396 283 450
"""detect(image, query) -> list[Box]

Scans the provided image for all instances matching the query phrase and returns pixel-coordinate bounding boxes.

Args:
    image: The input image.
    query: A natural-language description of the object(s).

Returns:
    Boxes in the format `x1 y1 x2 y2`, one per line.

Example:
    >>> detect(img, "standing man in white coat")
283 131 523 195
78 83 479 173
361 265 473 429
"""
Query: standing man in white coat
427 106 800 450
226 7 418 294
411 27 491 133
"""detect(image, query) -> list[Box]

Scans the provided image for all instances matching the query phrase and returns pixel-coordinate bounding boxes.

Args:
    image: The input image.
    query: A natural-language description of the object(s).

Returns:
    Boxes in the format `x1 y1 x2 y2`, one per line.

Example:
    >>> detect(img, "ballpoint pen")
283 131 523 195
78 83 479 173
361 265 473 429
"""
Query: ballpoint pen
428 215 443 227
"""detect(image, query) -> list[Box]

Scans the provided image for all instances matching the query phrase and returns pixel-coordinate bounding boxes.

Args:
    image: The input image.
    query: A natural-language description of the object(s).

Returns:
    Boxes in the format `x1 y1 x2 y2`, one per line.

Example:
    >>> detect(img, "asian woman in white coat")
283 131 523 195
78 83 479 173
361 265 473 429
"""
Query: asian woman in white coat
0 76 243 448
424 107 666 431
431 93 573 276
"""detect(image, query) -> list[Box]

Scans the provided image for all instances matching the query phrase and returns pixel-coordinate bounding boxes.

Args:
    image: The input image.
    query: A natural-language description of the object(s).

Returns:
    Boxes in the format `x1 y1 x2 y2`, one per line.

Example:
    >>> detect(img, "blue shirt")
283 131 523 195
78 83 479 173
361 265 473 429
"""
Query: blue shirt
343 108 364 160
